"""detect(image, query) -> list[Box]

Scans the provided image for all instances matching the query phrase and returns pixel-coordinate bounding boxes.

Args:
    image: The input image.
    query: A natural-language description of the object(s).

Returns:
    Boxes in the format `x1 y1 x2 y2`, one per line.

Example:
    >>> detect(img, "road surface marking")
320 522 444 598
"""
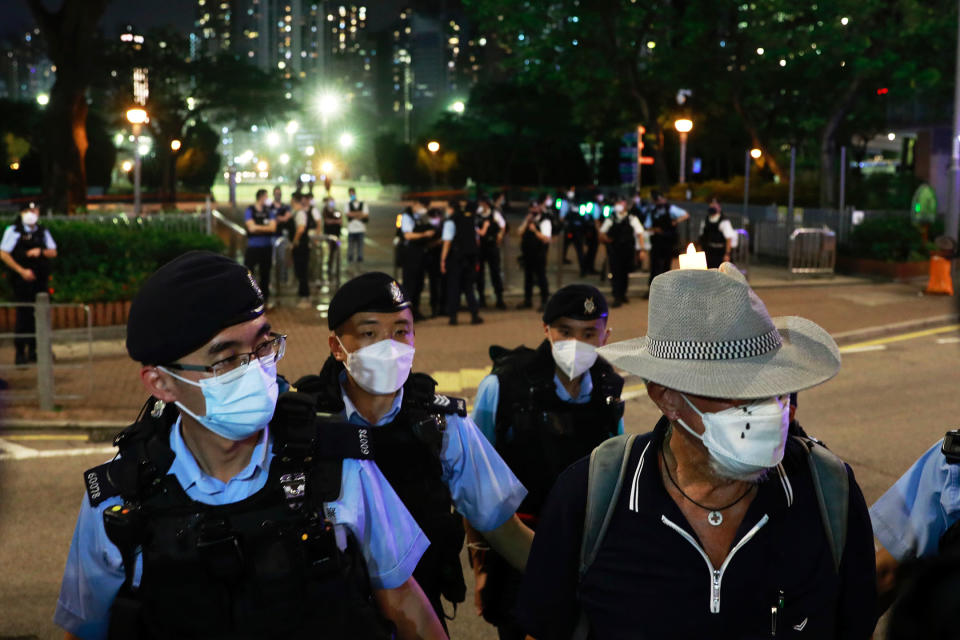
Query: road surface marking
839 345 887 354
0 441 114 462
936 337 960 344
839 324 959 351
1 433 90 441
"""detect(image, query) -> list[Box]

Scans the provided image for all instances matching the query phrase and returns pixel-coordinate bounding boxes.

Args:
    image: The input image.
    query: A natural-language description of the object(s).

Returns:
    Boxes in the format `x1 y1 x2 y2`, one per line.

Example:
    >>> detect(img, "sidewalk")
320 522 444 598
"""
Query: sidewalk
1 270 956 430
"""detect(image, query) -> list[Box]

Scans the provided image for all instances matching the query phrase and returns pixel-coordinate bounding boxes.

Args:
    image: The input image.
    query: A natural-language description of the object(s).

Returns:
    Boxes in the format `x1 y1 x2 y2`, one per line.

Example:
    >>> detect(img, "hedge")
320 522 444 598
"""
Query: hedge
0 218 224 303
841 215 943 262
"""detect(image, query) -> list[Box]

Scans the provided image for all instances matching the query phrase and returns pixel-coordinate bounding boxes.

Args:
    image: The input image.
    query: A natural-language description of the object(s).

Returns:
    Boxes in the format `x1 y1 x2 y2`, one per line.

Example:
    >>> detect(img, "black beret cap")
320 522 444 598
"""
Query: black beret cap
328 272 411 330
126 251 265 364
542 284 608 325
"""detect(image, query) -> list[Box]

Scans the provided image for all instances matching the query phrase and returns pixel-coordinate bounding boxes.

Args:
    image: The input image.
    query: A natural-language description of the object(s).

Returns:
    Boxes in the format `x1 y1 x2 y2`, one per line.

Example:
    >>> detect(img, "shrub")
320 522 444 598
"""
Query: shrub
842 215 942 262
0 218 224 303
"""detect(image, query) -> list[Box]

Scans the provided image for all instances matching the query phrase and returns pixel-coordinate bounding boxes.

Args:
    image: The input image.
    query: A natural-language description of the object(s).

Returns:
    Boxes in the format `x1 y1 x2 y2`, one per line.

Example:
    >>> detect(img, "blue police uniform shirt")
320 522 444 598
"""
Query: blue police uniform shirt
54 418 428 640
339 371 527 532
244 205 276 248
870 438 960 562
441 218 456 242
1 224 57 252
472 371 624 446
400 211 417 233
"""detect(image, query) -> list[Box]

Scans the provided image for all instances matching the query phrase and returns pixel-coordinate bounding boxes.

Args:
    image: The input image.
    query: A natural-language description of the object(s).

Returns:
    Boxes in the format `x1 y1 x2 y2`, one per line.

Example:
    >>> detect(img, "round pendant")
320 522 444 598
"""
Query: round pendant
707 511 723 526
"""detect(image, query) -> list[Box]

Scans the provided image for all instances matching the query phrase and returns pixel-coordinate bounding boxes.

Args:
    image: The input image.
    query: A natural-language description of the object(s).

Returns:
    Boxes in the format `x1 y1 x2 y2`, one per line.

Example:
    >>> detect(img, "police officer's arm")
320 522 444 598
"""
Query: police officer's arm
374 578 448 640
0 250 31 280
875 541 899 613
670 205 690 225
477 514 534 572
292 217 307 248
440 240 451 274
477 219 490 236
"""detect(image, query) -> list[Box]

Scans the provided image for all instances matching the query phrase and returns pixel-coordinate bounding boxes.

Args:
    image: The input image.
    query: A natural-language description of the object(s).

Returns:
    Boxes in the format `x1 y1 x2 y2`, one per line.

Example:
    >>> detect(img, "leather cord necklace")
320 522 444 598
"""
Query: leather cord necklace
660 447 755 527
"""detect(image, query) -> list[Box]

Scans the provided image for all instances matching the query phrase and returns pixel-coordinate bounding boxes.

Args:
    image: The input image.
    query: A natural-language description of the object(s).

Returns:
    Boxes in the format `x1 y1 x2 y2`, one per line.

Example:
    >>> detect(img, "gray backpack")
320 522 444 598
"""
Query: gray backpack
573 433 849 639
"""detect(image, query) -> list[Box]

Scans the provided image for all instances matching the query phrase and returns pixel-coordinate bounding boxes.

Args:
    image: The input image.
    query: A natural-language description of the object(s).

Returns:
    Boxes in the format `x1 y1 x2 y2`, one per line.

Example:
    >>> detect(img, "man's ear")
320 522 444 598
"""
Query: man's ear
140 366 179 403
646 382 683 421
329 333 347 362
599 326 611 347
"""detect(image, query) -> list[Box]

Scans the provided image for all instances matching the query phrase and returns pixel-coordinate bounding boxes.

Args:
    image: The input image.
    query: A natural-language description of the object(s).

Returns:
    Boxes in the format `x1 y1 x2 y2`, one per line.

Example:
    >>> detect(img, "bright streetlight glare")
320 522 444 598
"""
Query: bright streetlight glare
285 120 299 135
266 131 281 147
316 92 341 116
121 160 133 172
279 153 290 165
887 132 897 141
126 108 148 125
256 160 269 172
750 148 763 159
427 140 440 153
450 100 465 114
170 139 182 152
339 132 355 149
674 119 693 133
137 144 150 156
113 133 125 146
320 160 335 173
36 93 49 106
305 145 315 156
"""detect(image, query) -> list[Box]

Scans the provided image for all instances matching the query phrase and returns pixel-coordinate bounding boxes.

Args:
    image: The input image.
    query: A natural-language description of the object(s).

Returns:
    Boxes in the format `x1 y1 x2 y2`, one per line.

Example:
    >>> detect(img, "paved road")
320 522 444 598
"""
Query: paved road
1 323 958 638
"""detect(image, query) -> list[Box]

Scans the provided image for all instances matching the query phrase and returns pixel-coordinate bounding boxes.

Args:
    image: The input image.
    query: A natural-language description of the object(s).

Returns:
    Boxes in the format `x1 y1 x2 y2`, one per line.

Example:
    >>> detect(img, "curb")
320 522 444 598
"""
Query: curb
831 313 959 346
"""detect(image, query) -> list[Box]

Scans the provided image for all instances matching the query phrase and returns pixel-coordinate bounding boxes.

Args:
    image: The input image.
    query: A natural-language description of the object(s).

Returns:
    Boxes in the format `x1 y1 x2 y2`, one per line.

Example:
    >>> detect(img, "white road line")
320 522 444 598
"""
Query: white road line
936 337 960 344
0 441 114 462
838 345 887 354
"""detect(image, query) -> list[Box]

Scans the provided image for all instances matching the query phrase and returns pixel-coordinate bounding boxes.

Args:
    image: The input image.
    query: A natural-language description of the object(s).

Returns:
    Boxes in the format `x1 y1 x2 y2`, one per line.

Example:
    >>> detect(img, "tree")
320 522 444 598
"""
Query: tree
24 0 111 213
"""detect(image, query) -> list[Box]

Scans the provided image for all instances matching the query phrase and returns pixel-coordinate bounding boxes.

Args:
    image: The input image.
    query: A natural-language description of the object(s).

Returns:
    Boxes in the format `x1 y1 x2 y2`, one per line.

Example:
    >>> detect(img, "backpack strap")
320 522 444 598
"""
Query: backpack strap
792 435 849 574
572 434 636 640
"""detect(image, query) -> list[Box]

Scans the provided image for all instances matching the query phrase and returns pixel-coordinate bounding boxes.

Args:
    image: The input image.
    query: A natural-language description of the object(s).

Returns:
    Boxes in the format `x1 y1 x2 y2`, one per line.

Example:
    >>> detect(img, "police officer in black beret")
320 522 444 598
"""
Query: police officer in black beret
296 271 533 627
468 283 625 639
54 251 446 640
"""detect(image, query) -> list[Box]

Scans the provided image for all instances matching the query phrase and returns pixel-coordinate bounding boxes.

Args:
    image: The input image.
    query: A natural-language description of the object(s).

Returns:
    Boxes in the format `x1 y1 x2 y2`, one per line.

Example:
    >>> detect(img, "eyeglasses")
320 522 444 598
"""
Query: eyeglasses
164 333 286 383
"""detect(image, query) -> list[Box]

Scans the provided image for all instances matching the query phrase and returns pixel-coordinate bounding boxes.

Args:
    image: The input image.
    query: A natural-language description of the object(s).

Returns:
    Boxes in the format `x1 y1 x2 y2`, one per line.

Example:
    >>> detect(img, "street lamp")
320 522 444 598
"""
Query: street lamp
750 147 762 159
450 100 465 114
339 132 355 150
426 140 440 153
316 91 342 153
36 93 49 106
266 131 281 148
125 107 149 215
674 118 693 184
170 139 182 152
285 120 299 136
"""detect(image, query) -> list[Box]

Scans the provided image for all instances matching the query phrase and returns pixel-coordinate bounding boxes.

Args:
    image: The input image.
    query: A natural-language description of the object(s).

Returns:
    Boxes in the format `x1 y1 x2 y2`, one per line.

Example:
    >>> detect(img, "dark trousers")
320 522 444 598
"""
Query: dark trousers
292 244 310 298
582 227 599 275
481 552 526 640
562 226 583 265
447 256 479 318
13 277 45 361
609 248 634 301
425 249 443 315
648 241 674 285
705 247 726 269
402 251 426 312
244 245 273 301
476 245 504 300
522 251 549 304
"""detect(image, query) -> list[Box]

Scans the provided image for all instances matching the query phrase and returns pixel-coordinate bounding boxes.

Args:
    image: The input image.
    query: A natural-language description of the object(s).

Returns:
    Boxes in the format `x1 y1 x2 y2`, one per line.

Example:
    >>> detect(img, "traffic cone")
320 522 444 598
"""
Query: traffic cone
925 255 954 296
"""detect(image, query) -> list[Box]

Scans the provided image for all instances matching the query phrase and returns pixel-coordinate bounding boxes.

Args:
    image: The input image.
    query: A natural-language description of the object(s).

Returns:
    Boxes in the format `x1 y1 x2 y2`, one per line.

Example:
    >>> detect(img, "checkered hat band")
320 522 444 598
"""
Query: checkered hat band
647 329 782 360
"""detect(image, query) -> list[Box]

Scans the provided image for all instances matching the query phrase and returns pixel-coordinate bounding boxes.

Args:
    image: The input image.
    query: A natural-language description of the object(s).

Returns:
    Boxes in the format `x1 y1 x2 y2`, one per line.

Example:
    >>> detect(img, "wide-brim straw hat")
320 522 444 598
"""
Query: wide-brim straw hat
597 263 840 399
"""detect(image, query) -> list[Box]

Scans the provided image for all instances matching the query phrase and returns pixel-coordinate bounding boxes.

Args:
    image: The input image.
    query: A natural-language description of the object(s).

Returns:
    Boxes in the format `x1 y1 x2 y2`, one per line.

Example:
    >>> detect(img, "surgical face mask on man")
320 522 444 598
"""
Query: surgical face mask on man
161 361 279 441
21 212 39 226
614 203 627 220
675 394 790 481
337 337 415 395
550 337 599 380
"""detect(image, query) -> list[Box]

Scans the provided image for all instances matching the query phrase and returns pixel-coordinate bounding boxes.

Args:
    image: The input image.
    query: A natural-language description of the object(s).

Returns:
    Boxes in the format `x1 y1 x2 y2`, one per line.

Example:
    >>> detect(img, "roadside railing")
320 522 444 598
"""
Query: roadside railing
0 293 93 409
788 228 837 277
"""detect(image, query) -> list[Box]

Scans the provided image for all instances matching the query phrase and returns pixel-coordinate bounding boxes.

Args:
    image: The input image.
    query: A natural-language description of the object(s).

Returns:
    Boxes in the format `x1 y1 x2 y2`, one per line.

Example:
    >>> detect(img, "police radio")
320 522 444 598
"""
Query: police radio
942 429 960 464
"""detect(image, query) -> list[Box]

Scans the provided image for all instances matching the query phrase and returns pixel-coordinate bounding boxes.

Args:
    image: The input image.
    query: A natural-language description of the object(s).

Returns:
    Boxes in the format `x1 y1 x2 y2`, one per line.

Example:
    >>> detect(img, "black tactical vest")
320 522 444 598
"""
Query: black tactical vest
9 219 50 281
700 215 727 251
86 393 392 640
490 340 624 520
478 214 501 247
521 213 548 259
607 216 636 251
651 203 677 246
295 356 469 619
449 211 479 260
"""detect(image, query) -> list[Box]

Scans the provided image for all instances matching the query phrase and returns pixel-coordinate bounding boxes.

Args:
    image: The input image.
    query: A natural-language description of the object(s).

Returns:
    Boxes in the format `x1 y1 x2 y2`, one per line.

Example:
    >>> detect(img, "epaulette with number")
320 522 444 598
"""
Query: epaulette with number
84 461 122 507
428 392 468 417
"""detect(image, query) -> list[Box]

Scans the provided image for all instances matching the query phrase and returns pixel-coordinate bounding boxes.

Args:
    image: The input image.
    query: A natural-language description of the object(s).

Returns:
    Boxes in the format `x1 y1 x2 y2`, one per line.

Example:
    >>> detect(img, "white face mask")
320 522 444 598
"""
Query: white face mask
550 338 598 380
675 394 789 480
566 191 575 200
161 361 278 441
338 337 415 395
545 197 554 208
22 212 39 226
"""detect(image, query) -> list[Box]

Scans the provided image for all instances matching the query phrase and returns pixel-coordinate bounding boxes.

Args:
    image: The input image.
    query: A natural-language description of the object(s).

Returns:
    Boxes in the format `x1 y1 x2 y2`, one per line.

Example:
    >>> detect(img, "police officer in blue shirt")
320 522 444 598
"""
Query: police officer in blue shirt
399 199 436 321
54 252 445 640
294 271 532 625
440 200 483 325
871 430 960 610
243 189 277 306
469 284 624 639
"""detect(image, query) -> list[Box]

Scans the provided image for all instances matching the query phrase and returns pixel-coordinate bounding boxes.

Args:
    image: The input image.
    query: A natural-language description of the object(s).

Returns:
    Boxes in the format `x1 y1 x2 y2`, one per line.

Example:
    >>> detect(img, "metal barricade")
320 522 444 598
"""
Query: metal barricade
729 229 751 279
310 233 342 291
0 293 94 409
788 227 836 277
272 235 293 294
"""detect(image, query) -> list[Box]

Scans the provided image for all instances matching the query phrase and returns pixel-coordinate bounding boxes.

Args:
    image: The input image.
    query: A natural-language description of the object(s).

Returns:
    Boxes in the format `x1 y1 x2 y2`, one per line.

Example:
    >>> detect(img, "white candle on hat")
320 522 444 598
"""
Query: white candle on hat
678 243 708 270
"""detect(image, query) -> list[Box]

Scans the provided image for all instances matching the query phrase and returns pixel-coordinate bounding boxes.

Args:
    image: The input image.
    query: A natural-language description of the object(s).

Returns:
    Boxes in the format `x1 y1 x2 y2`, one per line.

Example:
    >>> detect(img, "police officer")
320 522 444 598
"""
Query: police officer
243 189 277 306
271 185 294 240
399 199 435 321
293 271 533 624
599 194 646 307
440 199 483 325
475 197 507 310
322 196 344 278
469 284 624 639
646 190 690 292
346 186 369 264
698 201 736 268
1 202 57 365
424 207 445 318
290 192 316 308
54 252 446 640
518 198 551 311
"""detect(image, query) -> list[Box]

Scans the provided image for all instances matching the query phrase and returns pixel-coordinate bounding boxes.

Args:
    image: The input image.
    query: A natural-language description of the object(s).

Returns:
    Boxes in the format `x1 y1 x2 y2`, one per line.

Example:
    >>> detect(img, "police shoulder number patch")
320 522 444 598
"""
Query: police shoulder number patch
83 462 121 507
431 393 468 417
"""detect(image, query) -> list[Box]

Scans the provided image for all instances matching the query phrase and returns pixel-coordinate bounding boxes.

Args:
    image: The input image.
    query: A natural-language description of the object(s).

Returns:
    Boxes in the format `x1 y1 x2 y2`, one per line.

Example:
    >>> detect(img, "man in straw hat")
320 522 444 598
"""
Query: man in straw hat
516 263 877 639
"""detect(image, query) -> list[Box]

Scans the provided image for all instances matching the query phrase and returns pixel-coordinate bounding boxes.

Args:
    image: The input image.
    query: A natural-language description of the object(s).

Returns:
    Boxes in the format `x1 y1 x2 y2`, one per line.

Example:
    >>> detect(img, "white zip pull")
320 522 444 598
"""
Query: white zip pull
712 570 722 613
